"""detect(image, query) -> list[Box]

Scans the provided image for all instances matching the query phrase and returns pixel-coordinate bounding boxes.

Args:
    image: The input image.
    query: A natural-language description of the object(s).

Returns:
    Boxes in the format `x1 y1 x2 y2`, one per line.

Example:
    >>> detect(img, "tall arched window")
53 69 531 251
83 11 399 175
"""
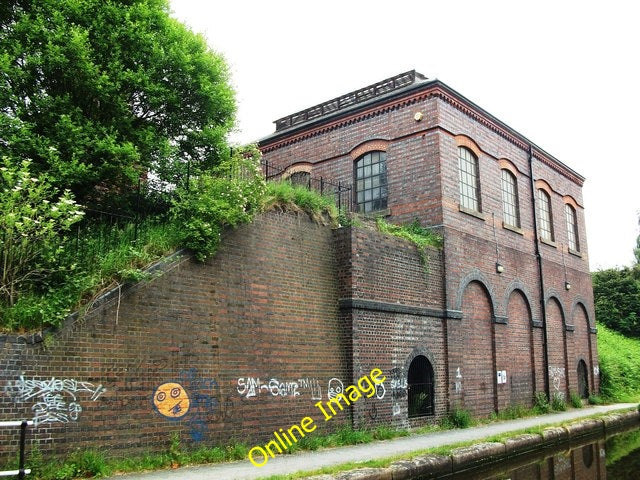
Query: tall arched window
407 355 435 417
501 169 520 228
355 151 387 213
537 189 554 241
458 147 480 212
565 203 580 251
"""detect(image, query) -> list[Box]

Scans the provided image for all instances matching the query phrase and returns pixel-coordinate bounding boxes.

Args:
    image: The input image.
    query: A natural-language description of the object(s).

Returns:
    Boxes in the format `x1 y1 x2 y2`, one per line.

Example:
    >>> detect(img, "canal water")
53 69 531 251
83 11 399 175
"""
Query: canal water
431 424 640 480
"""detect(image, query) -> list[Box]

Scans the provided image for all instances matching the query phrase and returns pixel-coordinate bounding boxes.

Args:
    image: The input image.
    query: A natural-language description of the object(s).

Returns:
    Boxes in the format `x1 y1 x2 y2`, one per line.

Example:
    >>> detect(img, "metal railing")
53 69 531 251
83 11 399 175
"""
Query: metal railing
0 420 33 479
261 158 353 212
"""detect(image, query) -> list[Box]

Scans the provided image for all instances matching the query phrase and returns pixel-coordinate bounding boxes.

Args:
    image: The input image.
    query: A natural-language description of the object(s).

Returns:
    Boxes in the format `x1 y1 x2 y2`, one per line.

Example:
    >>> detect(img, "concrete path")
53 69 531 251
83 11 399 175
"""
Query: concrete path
109 403 637 480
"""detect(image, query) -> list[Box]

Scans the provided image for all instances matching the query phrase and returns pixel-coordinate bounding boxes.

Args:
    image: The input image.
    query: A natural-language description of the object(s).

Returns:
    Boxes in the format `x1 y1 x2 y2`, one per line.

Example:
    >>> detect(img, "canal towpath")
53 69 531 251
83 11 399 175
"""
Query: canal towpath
109 403 637 480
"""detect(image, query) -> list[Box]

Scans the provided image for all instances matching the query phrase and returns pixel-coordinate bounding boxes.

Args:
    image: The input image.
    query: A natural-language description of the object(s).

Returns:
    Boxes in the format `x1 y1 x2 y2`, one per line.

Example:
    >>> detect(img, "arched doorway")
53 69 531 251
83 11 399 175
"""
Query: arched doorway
407 355 434 417
577 359 589 398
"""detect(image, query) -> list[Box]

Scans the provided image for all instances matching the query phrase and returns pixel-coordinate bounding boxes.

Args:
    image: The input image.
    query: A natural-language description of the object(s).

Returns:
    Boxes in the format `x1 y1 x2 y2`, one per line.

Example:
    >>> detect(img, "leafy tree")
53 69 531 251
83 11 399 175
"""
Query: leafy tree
593 267 640 338
0 0 235 209
0 157 84 308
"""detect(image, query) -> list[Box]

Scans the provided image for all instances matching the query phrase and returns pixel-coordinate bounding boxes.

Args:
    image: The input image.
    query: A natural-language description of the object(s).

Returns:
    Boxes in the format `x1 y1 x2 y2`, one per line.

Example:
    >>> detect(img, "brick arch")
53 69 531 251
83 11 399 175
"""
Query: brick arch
455 270 497 317
454 279 497 416
282 162 312 178
570 298 594 328
498 159 522 177
454 134 483 158
502 281 538 323
500 288 534 407
349 139 389 160
545 296 569 397
544 290 567 326
571 301 595 396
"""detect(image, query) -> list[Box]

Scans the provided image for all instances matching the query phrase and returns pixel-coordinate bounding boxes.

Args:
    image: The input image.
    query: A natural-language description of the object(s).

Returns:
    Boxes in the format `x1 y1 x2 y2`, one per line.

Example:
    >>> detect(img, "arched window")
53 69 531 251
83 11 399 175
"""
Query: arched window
537 188 554 241
565 203 580 251
355 151 387 213
577 359 589 399
407 356 435 417
288 171 310 188
501 169 520 227
458 147 480 212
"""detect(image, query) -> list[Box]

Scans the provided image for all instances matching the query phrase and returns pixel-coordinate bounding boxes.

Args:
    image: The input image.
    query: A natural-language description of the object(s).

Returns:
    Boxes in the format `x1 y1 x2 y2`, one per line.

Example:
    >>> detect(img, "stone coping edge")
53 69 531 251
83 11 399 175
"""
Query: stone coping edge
307 409 640 480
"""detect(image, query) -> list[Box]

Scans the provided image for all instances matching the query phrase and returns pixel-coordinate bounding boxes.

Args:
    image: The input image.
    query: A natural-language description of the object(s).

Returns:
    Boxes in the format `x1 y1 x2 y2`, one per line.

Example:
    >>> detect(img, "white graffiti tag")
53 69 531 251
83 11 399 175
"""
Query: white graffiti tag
5 375 106 425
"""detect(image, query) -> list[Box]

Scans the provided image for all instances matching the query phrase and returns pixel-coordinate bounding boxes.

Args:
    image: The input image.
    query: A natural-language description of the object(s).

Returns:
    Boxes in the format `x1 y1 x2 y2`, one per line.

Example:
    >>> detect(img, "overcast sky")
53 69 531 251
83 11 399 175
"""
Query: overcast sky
170 0 639 271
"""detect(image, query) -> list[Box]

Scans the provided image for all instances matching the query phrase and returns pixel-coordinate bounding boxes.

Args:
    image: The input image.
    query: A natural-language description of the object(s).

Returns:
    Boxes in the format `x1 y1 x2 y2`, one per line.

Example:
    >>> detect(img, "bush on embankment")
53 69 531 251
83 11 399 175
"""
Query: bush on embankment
598 323 640 402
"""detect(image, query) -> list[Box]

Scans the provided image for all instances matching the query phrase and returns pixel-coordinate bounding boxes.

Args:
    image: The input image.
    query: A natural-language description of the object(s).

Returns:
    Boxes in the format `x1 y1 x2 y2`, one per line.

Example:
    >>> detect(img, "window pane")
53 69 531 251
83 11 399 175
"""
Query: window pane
458 147 480 212
501 169 520 227
538 189 554 241
355 151 388 213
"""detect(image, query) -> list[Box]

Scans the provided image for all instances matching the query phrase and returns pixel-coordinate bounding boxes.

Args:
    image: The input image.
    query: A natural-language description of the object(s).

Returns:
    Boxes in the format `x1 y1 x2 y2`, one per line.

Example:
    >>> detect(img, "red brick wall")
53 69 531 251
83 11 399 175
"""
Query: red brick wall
500 289 535 408
449 281 496 417
0 212 356 461
338 225 447 429
261 81 600 414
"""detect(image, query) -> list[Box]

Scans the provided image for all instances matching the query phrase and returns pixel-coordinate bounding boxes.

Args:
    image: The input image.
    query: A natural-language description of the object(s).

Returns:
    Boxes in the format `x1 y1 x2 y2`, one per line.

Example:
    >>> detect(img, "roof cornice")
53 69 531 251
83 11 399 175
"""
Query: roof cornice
259 80 585 186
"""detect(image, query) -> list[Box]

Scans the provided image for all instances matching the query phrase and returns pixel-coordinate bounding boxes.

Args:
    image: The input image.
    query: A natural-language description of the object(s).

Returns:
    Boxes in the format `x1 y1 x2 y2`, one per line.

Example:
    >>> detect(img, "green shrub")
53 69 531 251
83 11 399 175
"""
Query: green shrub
588 394 604 405
569 391 583 408
441 407 472 429
171 146 265 262
0 158 84 312
598 324 640 402
533 392 551 414
551 393 567 411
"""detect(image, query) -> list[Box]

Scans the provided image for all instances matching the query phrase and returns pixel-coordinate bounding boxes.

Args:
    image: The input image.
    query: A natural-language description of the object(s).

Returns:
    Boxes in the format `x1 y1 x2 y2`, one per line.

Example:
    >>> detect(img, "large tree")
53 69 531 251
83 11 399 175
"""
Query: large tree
0 0 235 208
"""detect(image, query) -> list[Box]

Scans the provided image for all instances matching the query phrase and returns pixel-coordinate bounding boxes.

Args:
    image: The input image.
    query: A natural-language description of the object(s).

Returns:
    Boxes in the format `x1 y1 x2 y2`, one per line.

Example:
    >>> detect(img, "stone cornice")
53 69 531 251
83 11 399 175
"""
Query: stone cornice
260 81 585 186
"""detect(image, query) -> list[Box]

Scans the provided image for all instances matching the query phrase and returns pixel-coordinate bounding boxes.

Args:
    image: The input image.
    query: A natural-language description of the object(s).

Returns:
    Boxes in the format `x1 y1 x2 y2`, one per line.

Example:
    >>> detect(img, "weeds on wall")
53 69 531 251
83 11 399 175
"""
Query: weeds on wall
261 181 339 226
375 217 442 273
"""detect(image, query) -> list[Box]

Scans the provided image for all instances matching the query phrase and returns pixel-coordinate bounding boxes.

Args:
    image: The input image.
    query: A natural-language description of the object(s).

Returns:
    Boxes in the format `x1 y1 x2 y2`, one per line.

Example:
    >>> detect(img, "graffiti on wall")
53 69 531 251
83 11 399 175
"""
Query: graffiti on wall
152 368 219 442
548 366 566 395
390 368 406 416
236 376 324 400
4 375 106 425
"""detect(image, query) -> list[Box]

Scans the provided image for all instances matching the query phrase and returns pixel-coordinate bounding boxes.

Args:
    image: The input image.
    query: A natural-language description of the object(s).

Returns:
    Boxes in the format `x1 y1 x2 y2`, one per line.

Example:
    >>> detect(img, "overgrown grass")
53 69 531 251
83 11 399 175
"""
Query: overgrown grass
0 219 182 332
375 217 442 250
598 323 640 402
261 181 338 226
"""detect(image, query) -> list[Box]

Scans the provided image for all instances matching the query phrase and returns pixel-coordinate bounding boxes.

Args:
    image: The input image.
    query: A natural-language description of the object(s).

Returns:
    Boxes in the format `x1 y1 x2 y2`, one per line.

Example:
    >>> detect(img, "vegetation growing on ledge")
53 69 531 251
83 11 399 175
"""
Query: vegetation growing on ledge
261 181 339 227
375 217 443 251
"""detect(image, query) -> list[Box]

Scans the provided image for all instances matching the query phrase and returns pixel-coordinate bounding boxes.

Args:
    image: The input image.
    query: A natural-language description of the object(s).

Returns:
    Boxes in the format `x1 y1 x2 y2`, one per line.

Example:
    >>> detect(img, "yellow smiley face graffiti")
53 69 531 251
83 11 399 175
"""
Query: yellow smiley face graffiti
153 382 190 419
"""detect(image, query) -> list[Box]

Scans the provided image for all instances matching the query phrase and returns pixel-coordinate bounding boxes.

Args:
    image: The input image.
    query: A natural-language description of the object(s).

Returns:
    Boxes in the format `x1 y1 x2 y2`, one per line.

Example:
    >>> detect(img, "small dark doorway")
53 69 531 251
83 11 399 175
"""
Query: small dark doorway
407 355 435 417
577 359 589 399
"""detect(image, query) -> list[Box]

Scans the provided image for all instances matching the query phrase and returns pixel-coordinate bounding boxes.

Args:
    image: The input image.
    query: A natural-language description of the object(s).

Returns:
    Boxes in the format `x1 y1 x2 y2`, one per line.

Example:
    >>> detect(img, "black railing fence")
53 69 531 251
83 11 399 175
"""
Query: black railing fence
59 159 352 267
261 158 353 213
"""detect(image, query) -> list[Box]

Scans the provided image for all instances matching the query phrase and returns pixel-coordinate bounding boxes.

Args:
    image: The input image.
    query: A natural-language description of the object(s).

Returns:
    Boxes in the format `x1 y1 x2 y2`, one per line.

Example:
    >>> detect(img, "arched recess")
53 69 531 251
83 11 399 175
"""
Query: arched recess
545 296 569 398
577 359 589 399
505 289 534 406
571 301 594 394
458 279 497 416
407 356 435 417
455 270 499 316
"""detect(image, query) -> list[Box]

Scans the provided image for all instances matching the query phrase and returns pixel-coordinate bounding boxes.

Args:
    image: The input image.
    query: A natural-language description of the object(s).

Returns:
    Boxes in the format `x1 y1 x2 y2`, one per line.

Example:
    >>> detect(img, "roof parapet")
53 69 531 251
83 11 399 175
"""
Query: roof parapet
273 70 428 132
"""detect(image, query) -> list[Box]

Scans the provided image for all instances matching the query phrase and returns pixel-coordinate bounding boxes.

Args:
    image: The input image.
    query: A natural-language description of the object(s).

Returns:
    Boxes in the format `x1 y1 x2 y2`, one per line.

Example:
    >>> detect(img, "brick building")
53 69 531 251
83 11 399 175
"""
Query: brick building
259 70 599 421
0 72 600 460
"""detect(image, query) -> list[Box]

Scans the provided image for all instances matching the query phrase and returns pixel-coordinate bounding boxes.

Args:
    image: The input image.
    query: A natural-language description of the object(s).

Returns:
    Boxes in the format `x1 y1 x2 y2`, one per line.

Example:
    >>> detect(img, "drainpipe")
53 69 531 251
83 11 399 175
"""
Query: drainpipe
528 145 551 400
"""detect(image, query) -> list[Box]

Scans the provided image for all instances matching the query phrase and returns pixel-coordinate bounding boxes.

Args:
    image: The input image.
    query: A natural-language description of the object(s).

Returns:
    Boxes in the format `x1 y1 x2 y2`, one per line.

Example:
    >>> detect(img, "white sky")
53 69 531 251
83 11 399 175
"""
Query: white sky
170 0 640 271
